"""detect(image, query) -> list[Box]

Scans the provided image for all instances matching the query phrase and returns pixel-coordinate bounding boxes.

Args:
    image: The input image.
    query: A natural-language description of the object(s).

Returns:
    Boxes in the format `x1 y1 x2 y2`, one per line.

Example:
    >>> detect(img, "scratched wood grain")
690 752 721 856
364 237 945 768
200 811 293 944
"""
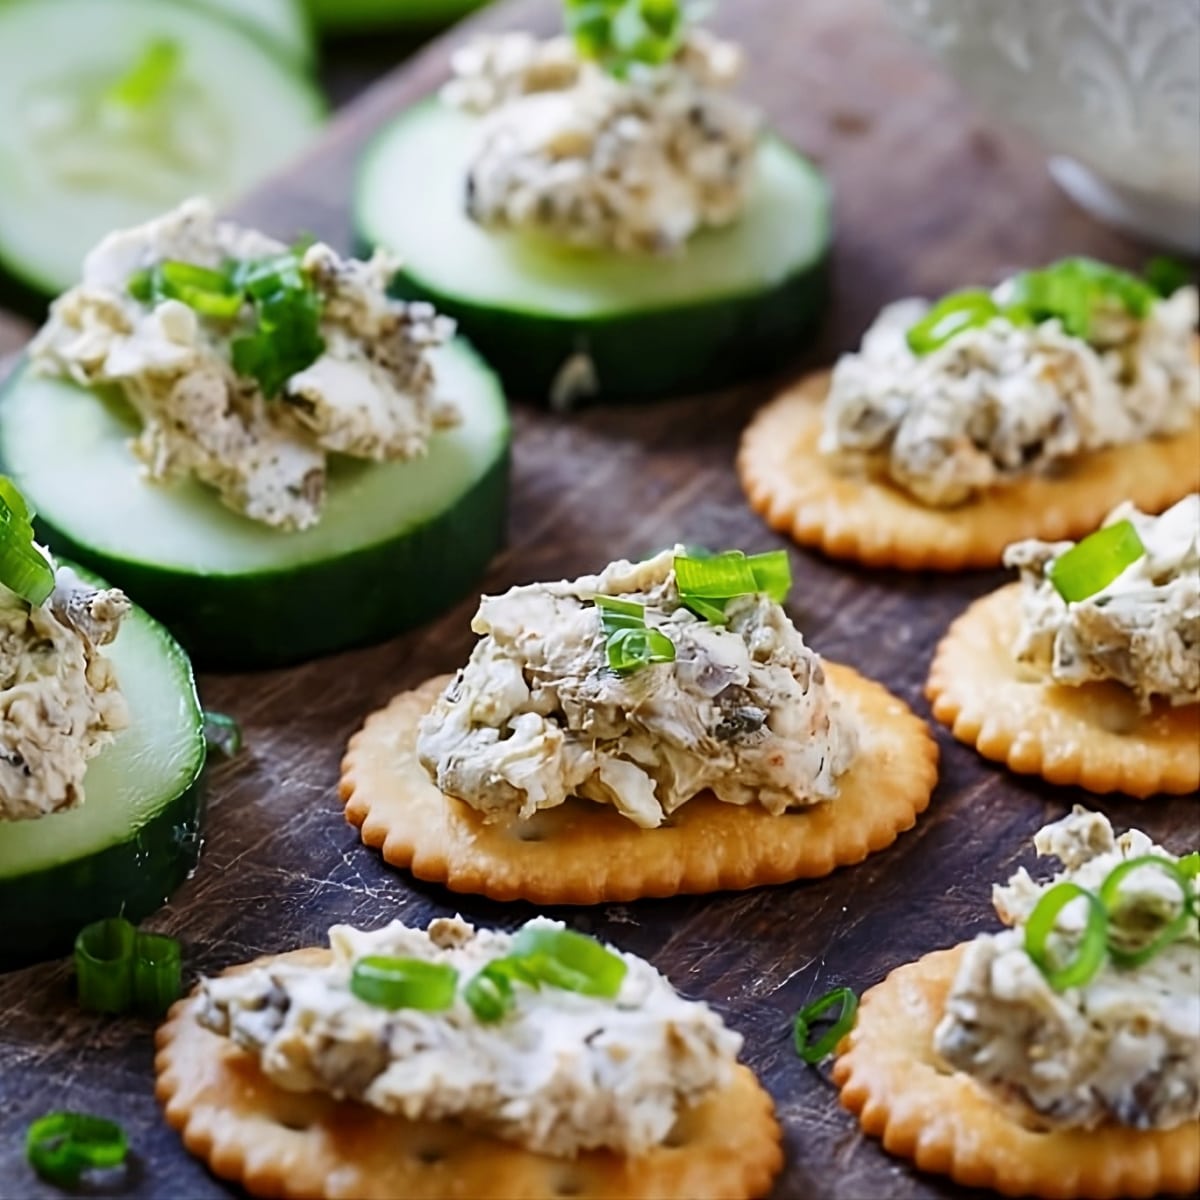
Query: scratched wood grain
0 1 1195 1197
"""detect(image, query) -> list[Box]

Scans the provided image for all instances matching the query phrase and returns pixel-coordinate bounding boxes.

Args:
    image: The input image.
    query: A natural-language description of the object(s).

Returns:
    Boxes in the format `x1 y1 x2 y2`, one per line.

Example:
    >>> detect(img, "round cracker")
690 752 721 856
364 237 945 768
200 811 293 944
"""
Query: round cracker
926 583 1199 797
831 946 1200 1199
155 950 784 1200
338 666 938 905
737 369 1200 571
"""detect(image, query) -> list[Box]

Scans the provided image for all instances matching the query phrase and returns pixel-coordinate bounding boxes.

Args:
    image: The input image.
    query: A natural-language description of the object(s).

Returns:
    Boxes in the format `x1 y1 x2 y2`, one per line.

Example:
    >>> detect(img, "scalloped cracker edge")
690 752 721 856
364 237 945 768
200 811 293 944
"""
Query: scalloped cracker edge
338 665 938 905
155 950 784 1200
737 368 1200 571
832 946 1200 1199
926 583 1199 797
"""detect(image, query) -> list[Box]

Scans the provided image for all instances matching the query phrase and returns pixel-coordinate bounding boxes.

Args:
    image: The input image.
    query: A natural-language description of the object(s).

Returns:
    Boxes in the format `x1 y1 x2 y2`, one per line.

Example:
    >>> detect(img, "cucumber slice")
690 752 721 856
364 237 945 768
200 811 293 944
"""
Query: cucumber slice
356 100 832 403
0 341 510 669
194 0 314 64
0 0 324 302
0 569 205 962
305 0 483 32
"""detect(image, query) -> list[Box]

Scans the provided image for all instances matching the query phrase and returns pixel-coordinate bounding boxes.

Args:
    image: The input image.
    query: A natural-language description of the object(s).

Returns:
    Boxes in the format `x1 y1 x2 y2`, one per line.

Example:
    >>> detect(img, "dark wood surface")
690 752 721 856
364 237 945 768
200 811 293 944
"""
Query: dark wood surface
1 1 1196 1197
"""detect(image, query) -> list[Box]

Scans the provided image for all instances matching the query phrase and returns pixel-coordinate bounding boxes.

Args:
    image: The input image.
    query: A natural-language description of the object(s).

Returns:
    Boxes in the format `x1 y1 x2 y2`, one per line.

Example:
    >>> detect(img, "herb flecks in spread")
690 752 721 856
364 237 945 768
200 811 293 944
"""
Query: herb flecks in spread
1005 495 1199 708
416 547 858 829
934 808 1199 1132
30 199 460 531
441 20 760 255
197 916 741 1158
0 565 129 822
820 261 1199 507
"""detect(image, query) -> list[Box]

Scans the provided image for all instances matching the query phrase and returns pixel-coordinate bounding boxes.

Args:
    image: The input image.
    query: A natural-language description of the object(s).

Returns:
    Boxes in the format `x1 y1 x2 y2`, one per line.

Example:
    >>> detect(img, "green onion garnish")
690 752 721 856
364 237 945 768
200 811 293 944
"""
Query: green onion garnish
349 956 459 1012
673 548 791 623
793 986 858 1064
26 1112 128 1188
127 243 325 398
905 289 1008 355
74 917 184 1016
203 711 244 759
463 959 523 1023
104 38 181 111
594 595 676 673
1024 882 1109 991
1099 855 1196 968
566 0 692 77
509 925 628 998
1048 519 1145 603
0 475 55 607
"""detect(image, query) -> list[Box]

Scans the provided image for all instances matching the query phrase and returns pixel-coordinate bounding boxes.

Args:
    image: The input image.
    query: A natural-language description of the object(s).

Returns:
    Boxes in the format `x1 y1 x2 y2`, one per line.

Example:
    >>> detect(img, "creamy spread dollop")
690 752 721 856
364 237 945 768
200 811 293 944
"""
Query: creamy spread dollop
820 283 1199 507
197 916 742 1158
934 808 1199 1132
30 198 460 531
416 548 858 829
0 567 129 821
442 30 760 254
1005 495 1199 708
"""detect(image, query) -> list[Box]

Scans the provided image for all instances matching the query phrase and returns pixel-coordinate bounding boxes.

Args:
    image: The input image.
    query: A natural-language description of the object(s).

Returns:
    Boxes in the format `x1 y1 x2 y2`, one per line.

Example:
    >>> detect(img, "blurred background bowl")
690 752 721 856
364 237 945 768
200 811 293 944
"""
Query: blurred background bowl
885 0 1200 253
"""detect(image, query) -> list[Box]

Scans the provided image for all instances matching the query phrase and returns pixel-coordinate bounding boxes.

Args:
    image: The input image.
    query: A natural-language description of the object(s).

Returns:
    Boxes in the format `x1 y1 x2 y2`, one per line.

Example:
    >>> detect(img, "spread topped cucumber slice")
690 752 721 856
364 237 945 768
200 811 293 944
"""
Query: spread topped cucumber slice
356 100 831 404
0 565 206 962
0 0 323 302
0 340 510 668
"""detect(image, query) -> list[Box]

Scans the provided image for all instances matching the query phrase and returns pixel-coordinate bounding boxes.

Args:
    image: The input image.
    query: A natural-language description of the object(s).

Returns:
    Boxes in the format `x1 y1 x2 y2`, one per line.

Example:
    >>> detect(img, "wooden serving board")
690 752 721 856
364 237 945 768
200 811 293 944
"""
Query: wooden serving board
0 1 1195 1197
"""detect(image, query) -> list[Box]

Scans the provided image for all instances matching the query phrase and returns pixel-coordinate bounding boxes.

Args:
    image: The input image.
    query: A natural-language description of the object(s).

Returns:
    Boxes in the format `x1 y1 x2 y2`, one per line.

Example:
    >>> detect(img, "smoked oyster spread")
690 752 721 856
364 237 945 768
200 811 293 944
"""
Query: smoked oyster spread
0 478 206 958
834 808 1200 1199
0 199 510 666
739 257 1200 569
340 547 937 903
928 494 1200 797
355 0 832 403
156 916 784 1200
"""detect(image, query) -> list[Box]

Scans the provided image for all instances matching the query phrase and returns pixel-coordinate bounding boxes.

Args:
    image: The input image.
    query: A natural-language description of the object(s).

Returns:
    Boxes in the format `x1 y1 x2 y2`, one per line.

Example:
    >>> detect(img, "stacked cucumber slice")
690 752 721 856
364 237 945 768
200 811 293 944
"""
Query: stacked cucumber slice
0 567 207 961
356 102 832 403
0 0 323 304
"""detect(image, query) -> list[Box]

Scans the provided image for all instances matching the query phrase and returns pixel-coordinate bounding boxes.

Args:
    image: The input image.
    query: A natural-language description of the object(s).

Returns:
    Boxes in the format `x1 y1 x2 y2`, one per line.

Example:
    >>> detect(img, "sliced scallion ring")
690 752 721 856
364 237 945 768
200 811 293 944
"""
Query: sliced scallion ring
1048 520 1145 604
74 917 137 1014
906 289 1001 355
349 956 459 1012
674 547 793 621
793 986 858 1064
203 711 244 759
606 625 676 673
509 925 628 998
26 1112 128 1187
463 958 524 1023
1098 855 1194 968
133 932 183 1017
1024 882 1108 991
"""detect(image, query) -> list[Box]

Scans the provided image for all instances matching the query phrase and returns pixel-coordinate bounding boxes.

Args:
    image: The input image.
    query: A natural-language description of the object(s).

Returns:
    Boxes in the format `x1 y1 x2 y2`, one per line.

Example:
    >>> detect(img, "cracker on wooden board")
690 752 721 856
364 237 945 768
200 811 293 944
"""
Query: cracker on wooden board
831 946 1200 1199
155 950 784 1200
737 369 1200 571
338 665 938 905
926 583 1199 797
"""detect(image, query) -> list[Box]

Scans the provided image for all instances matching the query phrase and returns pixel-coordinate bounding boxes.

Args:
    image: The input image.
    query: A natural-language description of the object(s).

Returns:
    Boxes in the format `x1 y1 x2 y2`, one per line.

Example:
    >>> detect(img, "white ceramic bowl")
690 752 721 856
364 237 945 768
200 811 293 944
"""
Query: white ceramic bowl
885 0 1200 253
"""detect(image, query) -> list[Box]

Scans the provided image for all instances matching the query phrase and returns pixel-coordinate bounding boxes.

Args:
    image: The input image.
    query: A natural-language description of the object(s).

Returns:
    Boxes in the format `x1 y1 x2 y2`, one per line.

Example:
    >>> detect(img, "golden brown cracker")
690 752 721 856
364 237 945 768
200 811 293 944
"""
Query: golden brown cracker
338 666 938 905
831 946 1200 1199
926 583 1199 797
737 369 1200 571
155 950 784 1200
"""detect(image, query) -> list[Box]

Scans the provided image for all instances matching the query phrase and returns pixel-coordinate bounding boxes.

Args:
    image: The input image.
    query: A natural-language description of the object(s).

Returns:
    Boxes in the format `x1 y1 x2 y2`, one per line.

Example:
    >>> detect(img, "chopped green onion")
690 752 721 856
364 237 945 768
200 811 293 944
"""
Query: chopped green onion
1024 882 1108 991
566 0 692 77
1007 257 1157 340
104 38 181 111
0 476 55 607
594 595 647 629
593 595 675 673
1098 855 1195 968
463 958 525 1023
674 548 792 622
134 932 183 1017
26 1112 128 1188
509 925 628 998
1145 256 1192 298
906 289 1004 355
350 956 459 1012
793 986 858 1064
1048 520 1145 603
203 711 243 759
75 918 136 1015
